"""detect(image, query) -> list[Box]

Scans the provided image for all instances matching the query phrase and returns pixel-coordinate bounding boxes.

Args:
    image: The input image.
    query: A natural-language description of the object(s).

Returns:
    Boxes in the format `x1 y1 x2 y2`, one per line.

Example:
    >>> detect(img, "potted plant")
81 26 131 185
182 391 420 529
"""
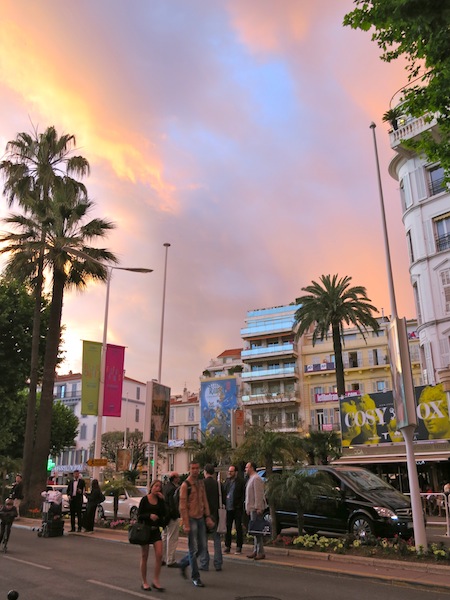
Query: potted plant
382 106 403 131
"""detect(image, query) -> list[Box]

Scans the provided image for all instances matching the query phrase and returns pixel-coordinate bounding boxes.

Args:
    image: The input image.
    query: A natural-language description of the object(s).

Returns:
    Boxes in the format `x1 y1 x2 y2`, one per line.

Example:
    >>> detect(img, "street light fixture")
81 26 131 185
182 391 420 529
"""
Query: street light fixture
65 248 152 480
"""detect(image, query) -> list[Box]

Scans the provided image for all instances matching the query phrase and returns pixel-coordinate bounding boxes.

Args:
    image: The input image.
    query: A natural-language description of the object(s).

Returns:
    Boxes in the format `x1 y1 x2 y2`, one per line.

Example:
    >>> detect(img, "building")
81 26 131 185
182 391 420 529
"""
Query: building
52 372 146 478
240 305 302 432
388 111 450 385
163 389 200 475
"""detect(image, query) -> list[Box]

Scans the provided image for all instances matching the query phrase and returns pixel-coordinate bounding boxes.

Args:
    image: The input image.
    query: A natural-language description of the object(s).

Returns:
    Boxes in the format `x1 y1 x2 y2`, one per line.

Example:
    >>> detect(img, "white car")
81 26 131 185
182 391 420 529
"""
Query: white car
98 486 147 520
46 485 88 514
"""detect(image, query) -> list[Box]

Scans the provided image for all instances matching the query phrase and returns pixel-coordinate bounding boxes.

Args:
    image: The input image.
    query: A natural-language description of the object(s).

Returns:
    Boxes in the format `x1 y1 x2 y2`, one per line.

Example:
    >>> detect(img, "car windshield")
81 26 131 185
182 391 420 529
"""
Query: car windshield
129 487 147 497
342 470 393 492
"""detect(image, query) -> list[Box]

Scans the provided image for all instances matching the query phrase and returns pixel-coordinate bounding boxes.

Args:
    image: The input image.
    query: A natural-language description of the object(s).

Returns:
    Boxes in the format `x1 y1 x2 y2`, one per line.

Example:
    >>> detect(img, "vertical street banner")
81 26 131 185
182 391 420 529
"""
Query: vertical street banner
103 344 125 417
145 381 171 443
81 341 102 415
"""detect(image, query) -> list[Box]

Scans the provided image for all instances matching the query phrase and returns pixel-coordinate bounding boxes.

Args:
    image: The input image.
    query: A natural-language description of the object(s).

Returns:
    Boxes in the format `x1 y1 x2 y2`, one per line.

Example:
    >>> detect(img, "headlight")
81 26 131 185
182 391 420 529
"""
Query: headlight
373 506 397 519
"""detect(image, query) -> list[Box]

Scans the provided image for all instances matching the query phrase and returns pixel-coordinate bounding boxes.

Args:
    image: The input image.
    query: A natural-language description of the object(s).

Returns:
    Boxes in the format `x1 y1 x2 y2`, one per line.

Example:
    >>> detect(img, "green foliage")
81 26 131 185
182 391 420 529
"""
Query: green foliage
300 431 342 465
344 1 450 174
186 434 232 467
49 401 79 457
99 431 147 469
294 274 379 397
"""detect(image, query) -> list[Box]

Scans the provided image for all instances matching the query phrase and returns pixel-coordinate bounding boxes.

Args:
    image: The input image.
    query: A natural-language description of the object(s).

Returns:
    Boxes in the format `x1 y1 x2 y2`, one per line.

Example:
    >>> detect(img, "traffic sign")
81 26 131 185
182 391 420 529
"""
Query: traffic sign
87 458 108 467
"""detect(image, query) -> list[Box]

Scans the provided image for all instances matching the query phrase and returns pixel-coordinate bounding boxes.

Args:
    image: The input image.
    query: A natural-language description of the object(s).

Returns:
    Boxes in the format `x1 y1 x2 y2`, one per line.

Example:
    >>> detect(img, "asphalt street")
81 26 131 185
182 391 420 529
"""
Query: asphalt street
2 527 450 600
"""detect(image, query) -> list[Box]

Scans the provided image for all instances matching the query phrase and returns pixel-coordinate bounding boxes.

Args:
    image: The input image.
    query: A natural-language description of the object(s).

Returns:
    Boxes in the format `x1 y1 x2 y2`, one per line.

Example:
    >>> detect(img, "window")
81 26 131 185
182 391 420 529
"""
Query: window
188 407 195 422
170 408 174 424
135 408 140 423
400 177 412 210
187 426 197 440
440 269 450 314
348 352 358 368
428 165 446 196
376 380 386 392
267 362 280 370
136 387 141 400
285 411 298 427
169 427 178 440
406 230 415 262
79 424 87 440
351 383 360 392
168 453 175 471
434 213 450 252
252 409 265 427
268 382 280 394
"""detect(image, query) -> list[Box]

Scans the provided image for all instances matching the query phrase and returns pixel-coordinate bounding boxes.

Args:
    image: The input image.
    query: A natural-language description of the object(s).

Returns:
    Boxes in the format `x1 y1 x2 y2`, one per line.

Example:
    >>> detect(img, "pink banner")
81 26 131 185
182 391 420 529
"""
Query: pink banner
103 344 125 417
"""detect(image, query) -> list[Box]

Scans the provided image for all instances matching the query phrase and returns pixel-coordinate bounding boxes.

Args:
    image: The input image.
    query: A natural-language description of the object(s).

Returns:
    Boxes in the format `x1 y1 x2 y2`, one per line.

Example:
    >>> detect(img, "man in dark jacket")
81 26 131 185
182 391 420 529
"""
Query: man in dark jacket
66 470 86 532
200 464 223 572
11 474 24 519
224 464 245 553
162 472 180 567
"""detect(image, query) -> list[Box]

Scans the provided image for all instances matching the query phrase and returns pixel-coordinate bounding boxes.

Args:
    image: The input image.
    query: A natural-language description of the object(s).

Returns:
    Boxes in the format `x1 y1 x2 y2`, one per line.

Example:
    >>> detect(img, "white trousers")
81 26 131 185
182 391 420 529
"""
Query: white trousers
162 518 180 564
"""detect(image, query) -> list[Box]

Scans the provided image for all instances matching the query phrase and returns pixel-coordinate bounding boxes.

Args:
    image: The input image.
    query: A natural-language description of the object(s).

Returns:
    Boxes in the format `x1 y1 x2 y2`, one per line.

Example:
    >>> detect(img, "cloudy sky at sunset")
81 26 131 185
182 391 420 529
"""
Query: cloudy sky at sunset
0 1 414 394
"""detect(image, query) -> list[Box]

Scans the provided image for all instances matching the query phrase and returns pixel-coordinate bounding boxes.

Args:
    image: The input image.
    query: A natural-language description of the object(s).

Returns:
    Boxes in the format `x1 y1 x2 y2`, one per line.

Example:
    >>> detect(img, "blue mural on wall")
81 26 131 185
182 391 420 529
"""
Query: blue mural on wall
200 378 238 439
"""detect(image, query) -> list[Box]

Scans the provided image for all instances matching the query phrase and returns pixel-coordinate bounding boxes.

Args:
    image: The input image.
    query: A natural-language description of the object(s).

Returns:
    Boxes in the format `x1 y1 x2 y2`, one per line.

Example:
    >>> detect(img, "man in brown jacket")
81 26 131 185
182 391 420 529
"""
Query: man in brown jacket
178 462 214 587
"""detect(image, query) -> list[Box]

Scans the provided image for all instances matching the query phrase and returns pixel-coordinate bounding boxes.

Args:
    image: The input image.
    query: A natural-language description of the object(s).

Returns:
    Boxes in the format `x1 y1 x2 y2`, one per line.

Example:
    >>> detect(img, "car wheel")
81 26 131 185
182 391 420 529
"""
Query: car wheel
130 506 138 521
97 506 105 520
350 515 374 539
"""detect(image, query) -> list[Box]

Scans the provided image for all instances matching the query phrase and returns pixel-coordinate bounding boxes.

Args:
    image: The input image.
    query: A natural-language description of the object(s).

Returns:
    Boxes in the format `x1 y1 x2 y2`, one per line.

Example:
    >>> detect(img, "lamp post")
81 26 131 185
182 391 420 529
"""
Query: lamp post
92 264 153 480
370 122 427 549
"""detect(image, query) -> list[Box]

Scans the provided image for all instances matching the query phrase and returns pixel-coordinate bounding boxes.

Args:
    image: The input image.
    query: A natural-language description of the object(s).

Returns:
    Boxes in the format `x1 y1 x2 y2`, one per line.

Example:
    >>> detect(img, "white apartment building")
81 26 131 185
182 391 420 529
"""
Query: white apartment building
388 113 450 385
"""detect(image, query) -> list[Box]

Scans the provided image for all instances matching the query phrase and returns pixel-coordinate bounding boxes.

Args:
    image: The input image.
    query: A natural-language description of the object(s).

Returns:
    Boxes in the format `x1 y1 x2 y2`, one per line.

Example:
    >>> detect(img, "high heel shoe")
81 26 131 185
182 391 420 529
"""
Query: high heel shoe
152 583 165 592
141 585 152 591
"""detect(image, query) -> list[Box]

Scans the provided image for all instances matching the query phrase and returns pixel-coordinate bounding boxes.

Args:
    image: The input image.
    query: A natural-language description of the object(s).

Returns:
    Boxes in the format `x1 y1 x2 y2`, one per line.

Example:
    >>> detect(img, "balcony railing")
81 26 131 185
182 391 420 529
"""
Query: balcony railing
429 176 447 196
240 318 295 337
54 390 80 399
242 366 297 379
242 343 296 359
242 392 299 404
436 232 450 252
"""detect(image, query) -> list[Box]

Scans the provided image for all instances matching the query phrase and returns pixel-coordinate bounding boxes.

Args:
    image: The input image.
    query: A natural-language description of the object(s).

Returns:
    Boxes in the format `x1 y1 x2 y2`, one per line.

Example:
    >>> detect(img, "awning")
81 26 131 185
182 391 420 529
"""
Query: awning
334 452 450 465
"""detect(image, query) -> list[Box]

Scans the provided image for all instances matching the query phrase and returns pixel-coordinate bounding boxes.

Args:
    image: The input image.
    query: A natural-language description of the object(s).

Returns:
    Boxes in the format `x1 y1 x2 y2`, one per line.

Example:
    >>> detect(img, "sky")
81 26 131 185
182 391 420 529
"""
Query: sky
0 1 415 395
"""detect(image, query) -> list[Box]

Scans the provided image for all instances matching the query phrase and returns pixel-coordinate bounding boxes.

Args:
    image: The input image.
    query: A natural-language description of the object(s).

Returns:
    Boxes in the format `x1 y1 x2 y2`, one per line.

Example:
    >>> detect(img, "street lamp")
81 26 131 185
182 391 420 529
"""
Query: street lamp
65 248 153 480
369 122 427 549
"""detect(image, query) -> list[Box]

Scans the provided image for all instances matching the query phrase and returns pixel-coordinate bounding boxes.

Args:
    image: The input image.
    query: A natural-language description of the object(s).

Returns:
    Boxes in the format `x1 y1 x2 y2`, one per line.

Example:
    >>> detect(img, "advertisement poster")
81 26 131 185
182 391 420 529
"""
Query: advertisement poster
103 344 125 417
200 378 238 439
146 382 171 443
340 384 450 446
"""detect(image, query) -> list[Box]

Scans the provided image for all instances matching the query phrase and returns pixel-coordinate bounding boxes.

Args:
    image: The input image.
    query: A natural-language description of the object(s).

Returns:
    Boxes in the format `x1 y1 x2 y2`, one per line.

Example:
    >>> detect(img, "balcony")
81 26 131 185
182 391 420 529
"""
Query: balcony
54 390 80 400
242 365 297 381
242 343 297 360
242 392 299 405
240 318 295 338
389 113 438 150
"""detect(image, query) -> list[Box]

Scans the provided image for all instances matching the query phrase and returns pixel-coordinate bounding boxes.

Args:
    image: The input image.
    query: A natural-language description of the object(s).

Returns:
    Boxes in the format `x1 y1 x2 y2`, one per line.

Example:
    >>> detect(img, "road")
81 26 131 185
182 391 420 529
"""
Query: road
2 528 450 600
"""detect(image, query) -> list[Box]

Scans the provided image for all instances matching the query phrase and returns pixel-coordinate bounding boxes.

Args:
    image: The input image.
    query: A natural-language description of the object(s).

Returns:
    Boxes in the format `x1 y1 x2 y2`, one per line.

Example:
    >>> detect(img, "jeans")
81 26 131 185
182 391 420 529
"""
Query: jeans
178 517 207 580
200 525 223 570
250 510 264 556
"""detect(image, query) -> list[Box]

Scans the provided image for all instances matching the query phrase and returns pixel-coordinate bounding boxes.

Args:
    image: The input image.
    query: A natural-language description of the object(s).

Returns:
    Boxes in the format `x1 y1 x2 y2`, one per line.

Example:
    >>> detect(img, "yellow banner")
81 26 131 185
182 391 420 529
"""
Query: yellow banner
81 341 102 415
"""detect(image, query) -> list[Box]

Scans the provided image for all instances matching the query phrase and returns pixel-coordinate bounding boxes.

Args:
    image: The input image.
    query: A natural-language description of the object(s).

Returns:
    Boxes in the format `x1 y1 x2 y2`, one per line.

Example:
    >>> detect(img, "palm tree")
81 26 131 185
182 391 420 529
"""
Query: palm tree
294 274 380 399
0 126 89 501
300 430 341 465
1 178 116 507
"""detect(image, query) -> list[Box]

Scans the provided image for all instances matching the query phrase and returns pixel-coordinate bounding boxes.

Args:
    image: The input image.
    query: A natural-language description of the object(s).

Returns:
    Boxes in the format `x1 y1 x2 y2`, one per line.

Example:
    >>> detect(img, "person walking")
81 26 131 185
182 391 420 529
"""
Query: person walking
83 479 105 533
178 461 214 588
245 462 266 560
137 479 167 592
66 470 86 532
162 472 180 567
10 475 24 519
223 465 245 554
200 464 223 572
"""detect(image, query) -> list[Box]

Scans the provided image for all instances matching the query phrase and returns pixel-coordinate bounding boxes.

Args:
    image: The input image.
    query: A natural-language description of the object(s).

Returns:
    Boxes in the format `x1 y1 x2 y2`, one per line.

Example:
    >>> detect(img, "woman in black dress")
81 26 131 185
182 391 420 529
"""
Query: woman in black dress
138 479 167 591
83 479 105 532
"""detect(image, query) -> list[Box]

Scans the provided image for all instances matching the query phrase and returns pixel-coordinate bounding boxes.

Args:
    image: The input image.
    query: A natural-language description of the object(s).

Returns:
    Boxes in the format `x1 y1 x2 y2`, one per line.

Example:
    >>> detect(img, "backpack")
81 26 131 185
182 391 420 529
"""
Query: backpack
173 480 191 513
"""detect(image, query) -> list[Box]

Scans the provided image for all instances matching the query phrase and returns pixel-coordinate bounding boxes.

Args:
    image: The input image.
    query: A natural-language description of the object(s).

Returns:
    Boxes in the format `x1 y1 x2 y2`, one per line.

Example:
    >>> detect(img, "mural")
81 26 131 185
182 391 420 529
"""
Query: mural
340 384 450 446
200 378 238 439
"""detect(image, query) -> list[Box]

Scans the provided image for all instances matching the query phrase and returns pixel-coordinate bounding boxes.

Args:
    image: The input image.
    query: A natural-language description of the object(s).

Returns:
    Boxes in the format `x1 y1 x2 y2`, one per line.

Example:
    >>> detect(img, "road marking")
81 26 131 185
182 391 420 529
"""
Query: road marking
4 556 52 570
88 579 159 598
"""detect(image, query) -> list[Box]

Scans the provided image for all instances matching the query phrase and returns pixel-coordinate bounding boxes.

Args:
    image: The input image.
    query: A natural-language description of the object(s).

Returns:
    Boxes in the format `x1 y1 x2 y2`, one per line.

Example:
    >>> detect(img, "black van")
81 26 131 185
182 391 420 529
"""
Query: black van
266 465 414 539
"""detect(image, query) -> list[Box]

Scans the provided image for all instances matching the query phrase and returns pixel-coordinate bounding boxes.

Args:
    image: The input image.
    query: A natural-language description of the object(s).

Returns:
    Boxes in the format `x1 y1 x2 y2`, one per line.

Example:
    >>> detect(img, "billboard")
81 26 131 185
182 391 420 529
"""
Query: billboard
339 384 450 446
200 377 238 439
145 381 171 443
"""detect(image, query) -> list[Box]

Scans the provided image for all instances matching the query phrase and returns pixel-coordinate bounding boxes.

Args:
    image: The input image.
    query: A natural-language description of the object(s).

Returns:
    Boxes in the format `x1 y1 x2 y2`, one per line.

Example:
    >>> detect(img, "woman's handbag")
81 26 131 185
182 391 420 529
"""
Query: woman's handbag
128 522 151 545
248 517 272 536
216 477 227 534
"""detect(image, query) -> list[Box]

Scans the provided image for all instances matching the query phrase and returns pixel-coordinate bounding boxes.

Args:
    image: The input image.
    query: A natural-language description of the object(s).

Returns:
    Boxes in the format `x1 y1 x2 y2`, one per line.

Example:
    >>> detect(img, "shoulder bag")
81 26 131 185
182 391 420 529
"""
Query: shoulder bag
216 476 227 534
248 517 272 537
128 522 151 545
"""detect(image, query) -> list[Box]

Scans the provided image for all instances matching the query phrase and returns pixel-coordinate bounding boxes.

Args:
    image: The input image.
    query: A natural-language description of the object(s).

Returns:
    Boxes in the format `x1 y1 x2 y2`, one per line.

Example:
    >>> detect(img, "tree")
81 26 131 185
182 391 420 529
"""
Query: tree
0 278 49 456
1 178 116 508
299 431 342 465
185 434 232 468
0 126 90 501
265 470 333 535
294 274 380 398
343 1 450 174
49 401 79 457
99 431 146 469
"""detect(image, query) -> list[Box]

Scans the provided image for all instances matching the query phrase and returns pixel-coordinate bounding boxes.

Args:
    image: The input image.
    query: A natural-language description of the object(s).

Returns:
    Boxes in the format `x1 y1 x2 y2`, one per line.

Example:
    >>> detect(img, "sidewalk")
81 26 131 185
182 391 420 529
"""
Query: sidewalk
15 518 450 592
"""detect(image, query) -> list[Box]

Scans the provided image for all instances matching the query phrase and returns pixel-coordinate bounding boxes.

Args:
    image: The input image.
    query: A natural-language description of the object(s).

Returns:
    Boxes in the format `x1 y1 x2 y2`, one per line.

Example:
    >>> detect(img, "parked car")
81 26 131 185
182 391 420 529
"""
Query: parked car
98 486 147 520
45 484 88 514
262 465 414 539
